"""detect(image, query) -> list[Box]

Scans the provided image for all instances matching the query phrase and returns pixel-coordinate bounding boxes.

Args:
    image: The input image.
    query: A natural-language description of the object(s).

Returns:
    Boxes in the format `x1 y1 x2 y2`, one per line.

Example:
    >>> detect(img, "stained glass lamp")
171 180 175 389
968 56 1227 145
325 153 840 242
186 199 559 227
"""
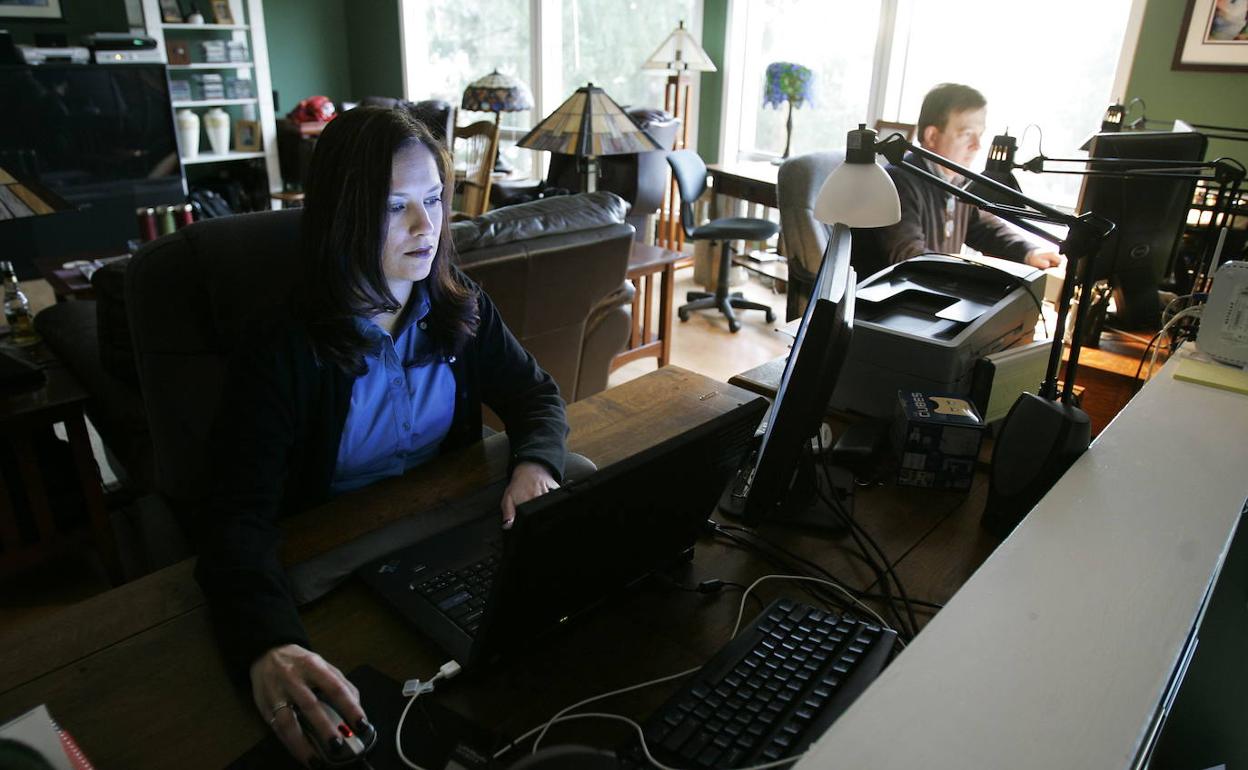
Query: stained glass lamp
763 62 814 164
517 83 661 192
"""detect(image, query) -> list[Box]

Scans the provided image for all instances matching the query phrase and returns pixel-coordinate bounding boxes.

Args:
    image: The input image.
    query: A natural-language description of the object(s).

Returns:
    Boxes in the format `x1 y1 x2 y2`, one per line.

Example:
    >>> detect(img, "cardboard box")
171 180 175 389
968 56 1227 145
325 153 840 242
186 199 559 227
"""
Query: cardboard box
892 390 984 490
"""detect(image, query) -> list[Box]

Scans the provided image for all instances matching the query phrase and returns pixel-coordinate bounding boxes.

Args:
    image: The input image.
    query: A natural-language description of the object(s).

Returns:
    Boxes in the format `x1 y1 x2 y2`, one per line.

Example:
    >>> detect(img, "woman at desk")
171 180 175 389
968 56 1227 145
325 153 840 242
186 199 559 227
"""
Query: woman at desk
194 107 567 766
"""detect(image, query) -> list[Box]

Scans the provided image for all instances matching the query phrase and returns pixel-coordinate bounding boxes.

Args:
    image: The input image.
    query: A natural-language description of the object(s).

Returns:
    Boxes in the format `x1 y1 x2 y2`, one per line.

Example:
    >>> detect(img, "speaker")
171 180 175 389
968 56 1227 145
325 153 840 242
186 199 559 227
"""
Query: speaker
982 393 1091 537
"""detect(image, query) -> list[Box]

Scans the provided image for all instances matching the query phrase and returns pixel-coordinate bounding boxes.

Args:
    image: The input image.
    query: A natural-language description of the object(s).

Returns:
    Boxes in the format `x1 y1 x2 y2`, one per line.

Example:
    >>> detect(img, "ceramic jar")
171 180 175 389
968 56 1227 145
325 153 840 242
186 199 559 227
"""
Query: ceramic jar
175 109 200 159
204 107 230 155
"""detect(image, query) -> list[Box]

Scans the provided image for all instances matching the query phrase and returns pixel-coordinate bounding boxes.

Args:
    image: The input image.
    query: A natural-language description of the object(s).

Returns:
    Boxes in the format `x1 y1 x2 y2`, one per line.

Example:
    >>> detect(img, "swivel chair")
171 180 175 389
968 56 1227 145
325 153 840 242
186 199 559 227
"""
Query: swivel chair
668 150 779 333
777 151 844 321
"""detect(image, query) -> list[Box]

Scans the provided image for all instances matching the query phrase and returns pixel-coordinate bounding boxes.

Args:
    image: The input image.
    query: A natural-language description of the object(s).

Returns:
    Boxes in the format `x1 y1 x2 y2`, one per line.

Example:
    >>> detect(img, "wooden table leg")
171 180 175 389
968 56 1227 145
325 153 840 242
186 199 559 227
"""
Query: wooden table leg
658 263 675 367
642 274 655 345
629 280 643 349
0 467 21 557
13 437 55 545
64 410 123 585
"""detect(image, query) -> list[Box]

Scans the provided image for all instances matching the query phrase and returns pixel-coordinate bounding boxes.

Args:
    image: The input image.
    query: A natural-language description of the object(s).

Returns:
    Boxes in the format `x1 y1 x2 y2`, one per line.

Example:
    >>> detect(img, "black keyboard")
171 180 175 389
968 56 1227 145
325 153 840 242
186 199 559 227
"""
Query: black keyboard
411 552 499 635
630 598 895 768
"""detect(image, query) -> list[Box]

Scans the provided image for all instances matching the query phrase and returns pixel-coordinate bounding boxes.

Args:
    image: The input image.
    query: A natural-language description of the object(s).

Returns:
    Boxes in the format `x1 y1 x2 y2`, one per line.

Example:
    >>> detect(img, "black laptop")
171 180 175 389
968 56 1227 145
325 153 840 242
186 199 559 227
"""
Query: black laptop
358 395 768 668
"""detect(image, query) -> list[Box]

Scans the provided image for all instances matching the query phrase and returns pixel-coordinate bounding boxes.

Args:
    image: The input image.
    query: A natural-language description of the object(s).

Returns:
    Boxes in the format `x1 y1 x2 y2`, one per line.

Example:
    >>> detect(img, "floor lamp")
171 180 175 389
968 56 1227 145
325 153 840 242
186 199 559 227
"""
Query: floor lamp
643 20 716 251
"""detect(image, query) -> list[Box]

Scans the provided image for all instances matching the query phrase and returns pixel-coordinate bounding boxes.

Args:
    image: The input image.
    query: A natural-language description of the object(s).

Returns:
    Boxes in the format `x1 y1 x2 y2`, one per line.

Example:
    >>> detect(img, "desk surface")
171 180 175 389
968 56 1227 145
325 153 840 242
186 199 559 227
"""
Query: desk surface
0 365 999 768
798 350 1248 769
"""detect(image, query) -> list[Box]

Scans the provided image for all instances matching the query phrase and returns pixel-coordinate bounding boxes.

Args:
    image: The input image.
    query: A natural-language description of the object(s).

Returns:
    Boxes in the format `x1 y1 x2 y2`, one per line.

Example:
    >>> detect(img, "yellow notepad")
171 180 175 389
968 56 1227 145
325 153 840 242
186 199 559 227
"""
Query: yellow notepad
1174 356 1248 395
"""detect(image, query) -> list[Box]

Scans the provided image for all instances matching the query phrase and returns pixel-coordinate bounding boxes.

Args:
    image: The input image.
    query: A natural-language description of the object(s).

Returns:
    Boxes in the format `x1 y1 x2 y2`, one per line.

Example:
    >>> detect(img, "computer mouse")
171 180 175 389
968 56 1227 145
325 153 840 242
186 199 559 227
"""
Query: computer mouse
293 698 377 767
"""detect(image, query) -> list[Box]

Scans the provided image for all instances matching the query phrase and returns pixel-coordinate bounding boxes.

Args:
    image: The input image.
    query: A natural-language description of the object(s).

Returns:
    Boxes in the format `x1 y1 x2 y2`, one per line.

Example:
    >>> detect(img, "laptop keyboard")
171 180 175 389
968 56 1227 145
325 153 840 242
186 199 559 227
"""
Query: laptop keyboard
410 549 500 636
626 598 896 768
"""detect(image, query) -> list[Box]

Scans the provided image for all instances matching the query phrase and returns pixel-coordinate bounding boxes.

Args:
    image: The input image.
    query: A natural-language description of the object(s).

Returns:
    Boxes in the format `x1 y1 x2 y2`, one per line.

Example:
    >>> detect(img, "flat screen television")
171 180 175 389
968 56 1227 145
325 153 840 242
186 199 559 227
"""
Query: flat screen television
719 222 856 527
0 63 184 277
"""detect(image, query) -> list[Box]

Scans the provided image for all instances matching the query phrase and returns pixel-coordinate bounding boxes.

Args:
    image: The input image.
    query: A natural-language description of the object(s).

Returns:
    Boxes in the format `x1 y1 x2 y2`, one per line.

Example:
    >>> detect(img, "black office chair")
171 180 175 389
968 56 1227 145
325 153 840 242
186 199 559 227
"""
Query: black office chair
668 150 779 333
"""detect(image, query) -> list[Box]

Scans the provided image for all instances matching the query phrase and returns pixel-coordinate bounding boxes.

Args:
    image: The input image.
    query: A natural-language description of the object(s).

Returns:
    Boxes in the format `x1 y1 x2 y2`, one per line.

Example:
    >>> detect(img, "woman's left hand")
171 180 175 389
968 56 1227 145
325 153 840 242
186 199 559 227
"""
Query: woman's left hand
501 462 559 528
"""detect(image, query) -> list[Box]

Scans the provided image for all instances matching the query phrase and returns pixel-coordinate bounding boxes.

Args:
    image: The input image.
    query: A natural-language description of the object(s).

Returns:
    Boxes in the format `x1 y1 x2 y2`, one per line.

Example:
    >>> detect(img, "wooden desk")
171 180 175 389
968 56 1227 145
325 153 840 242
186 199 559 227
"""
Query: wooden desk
611 242 684 370
0 367 996 768
707 161 779 210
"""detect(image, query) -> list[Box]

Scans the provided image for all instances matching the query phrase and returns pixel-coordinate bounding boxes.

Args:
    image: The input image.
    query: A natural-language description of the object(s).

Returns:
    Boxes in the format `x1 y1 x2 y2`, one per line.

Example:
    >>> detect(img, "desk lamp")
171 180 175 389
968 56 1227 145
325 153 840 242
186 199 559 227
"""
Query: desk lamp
461 69 534 173
642 19 717 250
816 125 1116 536
762 62 813 164
516 83 661 193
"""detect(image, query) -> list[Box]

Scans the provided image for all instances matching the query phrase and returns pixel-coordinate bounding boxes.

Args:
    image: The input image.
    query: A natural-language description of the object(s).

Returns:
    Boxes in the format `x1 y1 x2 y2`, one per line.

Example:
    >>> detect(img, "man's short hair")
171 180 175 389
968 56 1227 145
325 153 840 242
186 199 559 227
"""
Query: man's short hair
916 83 986 137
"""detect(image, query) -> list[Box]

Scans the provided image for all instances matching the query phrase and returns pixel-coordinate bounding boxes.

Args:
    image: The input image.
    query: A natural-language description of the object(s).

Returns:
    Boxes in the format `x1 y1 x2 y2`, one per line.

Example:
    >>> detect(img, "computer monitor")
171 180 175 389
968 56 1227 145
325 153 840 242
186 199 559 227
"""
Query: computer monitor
720 223 856 527
0 63 184 277
1077 130 1207 330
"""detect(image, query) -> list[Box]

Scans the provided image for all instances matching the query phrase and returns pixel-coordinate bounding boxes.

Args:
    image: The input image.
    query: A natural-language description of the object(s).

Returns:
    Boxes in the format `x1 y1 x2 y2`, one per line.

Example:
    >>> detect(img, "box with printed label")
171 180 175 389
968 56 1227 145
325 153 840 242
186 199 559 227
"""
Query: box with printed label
891 390 984 490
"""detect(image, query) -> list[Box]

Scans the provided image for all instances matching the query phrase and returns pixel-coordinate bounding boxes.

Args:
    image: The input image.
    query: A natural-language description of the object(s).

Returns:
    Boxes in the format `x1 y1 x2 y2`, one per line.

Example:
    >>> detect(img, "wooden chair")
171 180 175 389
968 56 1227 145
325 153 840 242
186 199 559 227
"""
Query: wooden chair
452 120 500 219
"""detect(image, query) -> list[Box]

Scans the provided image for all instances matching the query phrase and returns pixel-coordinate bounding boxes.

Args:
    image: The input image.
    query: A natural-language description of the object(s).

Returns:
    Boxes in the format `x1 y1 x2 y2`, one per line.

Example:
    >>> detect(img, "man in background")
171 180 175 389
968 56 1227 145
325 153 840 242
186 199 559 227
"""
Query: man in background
853 82 1063 278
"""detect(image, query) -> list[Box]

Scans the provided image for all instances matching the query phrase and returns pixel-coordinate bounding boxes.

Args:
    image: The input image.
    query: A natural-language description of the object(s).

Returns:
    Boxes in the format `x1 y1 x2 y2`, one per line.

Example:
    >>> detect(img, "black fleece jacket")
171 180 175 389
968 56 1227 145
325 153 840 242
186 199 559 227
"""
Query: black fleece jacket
194 276 568 679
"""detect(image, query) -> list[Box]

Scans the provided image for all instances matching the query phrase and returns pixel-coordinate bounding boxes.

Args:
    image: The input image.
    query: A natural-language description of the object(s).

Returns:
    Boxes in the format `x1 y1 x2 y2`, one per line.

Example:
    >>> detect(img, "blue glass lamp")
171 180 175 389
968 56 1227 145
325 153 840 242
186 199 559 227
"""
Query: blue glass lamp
762 62 813 164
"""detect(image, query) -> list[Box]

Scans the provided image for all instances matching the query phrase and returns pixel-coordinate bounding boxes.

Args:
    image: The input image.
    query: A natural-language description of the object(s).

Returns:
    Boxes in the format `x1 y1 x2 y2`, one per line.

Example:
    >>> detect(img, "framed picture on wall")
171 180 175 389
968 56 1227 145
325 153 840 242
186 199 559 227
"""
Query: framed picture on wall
1174 0 1248 72
0 0 63 19
209 0 235 25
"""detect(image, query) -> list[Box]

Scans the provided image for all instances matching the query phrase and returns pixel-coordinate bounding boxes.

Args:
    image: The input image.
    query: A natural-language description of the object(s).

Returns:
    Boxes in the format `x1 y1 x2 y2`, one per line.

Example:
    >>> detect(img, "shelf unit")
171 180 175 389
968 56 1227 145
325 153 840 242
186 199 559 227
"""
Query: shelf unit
140 0 281 208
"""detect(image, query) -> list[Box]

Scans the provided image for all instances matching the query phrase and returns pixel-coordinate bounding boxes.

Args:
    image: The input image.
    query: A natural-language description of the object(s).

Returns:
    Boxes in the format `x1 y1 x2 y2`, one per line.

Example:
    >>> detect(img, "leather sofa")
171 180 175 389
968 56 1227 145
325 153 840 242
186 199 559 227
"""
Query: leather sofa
34 192 634 550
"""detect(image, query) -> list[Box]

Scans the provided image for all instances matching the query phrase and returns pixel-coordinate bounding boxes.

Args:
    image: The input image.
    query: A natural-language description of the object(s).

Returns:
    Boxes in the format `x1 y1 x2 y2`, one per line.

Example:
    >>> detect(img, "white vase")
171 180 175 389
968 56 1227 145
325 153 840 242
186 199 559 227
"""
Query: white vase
204 108 230 155
176 109 200 160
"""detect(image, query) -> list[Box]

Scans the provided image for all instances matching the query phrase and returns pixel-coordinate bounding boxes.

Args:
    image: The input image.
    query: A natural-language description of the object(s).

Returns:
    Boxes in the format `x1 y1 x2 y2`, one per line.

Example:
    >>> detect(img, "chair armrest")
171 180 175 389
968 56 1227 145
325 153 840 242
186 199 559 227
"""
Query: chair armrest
577 280 636 400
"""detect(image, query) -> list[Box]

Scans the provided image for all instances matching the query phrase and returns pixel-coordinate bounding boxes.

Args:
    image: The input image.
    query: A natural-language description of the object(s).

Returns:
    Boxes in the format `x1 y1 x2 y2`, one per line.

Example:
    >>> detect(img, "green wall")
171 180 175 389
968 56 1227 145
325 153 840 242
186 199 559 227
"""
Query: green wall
1110 0 1246 164
696 0 728 160
263 0 351 113
343 0 403 100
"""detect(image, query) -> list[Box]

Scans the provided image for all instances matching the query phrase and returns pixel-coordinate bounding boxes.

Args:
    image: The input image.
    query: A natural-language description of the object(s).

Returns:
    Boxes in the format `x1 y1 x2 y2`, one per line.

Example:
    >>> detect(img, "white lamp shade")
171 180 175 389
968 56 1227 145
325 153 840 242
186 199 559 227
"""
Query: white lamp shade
642 22 717 72
814 160 901 227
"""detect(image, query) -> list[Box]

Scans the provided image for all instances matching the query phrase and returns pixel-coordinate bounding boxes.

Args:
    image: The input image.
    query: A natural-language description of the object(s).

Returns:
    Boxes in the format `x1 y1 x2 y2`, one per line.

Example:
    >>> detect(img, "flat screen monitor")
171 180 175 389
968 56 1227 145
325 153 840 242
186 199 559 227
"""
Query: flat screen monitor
0 63 183 277
721 223 856 527
1077 130 1207 329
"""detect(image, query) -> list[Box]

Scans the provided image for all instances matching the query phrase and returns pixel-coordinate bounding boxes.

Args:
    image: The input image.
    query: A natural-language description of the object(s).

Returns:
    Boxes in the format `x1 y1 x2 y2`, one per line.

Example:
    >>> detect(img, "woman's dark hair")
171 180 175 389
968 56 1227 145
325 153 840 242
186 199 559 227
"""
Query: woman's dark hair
297 106 478 375
916 83 986 140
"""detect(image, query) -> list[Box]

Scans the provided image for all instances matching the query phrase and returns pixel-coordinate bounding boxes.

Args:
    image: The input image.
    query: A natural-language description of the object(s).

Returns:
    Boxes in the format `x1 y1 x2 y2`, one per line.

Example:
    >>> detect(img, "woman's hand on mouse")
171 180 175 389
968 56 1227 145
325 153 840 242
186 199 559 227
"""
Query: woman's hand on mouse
500 461 559 528
251 643 369 767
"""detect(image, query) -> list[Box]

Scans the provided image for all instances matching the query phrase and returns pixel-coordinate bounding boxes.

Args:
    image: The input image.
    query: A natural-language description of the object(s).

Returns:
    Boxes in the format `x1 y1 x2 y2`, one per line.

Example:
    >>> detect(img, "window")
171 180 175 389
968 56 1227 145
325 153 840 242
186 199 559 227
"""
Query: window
734 0 881 162
561 0 698 112
882 0 1135 207
401 0 701 180
724 0 1138 208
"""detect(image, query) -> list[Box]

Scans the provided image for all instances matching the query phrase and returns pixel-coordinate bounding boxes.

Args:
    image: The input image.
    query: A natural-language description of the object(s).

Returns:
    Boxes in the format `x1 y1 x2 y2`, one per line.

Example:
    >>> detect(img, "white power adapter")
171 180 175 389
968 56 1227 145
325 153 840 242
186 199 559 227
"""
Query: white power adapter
1197 260 1248 367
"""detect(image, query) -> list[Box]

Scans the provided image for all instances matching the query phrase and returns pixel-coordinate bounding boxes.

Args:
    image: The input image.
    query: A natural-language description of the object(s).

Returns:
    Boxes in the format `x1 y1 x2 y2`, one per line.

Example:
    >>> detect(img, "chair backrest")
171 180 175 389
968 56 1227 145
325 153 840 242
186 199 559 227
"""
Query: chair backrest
453 120 501 218
126 210 303 515
776 151 845 277
666 149 708 238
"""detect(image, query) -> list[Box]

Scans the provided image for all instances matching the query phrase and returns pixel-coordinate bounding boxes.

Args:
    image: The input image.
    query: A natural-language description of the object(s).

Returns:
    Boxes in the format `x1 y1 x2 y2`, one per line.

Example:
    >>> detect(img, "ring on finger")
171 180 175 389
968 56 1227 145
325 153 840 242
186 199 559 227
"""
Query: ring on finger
268 700 294 726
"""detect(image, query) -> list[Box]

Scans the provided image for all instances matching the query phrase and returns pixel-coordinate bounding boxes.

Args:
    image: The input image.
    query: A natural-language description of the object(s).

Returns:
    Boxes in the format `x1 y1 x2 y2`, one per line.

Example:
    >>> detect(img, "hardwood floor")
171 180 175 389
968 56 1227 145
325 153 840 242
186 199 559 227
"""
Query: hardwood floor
610 265 791 388
0 268 792 633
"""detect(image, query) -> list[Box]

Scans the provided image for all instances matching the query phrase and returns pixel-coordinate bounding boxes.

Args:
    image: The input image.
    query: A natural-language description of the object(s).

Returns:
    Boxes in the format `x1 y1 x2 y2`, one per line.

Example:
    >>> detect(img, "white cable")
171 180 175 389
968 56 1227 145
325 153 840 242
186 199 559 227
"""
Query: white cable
499 574 902 768
527 712 807 770
396 660 462 770
1146 305 1203 380
733 573 903 648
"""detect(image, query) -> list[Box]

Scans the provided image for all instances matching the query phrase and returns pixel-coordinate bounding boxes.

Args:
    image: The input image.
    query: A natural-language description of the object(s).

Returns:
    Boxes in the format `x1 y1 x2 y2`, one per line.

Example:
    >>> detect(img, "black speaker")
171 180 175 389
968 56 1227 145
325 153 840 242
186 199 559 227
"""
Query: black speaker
982 393 1091 537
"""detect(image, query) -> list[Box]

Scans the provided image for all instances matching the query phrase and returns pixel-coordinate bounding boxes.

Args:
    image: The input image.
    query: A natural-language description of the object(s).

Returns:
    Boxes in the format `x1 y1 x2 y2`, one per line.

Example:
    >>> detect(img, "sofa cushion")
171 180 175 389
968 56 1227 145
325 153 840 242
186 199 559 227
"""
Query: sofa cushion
451 191 628 253
92 259 140 388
